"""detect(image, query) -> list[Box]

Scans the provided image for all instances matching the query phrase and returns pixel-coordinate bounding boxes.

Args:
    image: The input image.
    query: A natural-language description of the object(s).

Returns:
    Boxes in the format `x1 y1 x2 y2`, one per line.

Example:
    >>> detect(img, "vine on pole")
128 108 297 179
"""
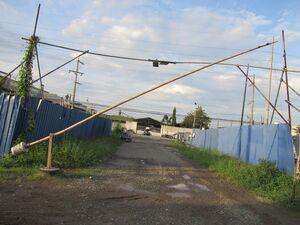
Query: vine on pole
16 35 39 98
16 35 39 140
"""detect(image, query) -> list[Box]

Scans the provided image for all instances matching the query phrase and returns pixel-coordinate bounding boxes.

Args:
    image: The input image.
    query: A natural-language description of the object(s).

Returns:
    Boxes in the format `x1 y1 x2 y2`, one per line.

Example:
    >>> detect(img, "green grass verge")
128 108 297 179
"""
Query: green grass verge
175 143 300 209
0 134 122 180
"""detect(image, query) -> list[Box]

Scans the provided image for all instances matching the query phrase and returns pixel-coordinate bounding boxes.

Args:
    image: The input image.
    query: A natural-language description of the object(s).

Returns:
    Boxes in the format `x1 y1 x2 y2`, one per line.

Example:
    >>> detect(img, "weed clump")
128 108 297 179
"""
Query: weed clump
0 135 121 169
175 143 300 209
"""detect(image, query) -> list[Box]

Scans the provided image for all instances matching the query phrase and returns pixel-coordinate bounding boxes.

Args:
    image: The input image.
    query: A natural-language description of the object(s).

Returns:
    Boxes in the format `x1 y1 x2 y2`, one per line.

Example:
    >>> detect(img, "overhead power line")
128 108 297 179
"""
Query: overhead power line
81 101 248 123
22 37 300 74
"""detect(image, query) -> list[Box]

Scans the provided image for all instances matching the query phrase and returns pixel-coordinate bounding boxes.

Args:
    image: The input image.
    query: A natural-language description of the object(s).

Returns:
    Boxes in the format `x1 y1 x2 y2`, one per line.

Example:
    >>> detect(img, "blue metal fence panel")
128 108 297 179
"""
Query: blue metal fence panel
191 124 294 175
0 93 112 156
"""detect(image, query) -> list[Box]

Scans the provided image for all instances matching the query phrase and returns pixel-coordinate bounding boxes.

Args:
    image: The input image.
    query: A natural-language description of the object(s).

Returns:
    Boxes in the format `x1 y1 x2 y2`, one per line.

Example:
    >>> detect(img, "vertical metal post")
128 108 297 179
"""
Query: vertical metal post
240 64 249 126
282 30 292 128
270 69 284 124
250 75 255 125
291 135 300 203
46 133 54 169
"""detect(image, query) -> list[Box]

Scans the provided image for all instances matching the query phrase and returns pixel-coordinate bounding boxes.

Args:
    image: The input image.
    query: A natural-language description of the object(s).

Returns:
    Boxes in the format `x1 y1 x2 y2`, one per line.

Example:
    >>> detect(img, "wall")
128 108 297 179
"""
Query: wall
161 125 193 137
0 94 112 156
191 124 294 175
112 121 137 133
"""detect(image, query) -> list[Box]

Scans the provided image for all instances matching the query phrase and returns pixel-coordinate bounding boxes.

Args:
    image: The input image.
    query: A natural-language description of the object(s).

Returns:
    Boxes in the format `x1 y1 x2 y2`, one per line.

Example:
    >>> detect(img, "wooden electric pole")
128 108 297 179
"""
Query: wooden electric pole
69 58 84 109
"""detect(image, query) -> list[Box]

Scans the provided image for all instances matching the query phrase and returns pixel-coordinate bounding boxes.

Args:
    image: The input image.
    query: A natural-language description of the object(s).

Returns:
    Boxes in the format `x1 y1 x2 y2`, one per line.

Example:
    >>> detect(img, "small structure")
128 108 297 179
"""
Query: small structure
108 115 138 133
136 117 161 136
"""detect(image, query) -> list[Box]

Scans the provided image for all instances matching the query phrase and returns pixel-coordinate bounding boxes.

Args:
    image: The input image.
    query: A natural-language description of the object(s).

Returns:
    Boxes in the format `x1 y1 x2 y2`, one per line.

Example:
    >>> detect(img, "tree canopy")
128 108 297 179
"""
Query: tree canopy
181 106 211 129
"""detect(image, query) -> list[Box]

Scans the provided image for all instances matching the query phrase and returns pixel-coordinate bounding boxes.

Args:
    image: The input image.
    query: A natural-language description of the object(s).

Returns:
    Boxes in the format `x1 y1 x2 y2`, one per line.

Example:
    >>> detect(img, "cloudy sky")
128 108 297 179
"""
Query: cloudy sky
1 0 300 125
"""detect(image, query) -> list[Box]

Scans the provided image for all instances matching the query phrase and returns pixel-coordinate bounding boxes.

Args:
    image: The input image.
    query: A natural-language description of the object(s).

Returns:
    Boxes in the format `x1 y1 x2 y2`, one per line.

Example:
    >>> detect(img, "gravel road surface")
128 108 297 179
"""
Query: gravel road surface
0 135 299 225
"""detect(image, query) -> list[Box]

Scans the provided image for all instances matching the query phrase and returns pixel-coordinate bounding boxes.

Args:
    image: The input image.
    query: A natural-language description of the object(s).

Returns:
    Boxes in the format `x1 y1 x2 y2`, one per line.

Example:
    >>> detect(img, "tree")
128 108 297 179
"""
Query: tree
181 106 211 129
172 107 176 126
161 114 172 125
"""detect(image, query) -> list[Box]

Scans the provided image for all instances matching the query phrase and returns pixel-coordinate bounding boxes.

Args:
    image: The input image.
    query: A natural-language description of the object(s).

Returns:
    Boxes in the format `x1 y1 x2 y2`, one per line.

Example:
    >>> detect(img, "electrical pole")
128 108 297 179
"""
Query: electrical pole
265 36 274 124
69 58 84 109
193 102 197 128
282 30 292 128
250 75 255 125
240 64 249 126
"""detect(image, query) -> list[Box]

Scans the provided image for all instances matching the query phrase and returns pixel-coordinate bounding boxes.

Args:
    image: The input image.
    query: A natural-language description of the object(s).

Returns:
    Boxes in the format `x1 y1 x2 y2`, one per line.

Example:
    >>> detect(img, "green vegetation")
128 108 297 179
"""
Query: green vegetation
0 135 121 180
181 106 211 129
16 35 38 98
175 143 300 209
161 107 177 126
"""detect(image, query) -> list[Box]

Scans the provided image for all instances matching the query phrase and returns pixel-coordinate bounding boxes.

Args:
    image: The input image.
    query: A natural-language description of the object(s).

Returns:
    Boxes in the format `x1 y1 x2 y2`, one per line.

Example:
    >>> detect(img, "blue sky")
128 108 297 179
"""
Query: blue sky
1 0 300 126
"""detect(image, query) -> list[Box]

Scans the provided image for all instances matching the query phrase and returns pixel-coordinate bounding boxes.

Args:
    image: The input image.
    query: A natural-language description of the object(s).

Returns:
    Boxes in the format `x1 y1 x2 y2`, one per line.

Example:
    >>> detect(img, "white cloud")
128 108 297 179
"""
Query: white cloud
159 84 205 96
2 1 300 124
215 74 237 81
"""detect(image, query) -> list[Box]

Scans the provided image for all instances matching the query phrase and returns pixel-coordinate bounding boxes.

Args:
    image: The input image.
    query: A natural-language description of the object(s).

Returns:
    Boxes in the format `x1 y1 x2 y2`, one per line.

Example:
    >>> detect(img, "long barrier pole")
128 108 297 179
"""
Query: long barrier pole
11 41 276 152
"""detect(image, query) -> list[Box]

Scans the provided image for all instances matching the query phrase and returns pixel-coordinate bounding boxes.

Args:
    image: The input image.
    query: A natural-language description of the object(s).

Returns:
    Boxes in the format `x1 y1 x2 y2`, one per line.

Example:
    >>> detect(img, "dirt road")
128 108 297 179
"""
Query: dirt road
0 135 299 225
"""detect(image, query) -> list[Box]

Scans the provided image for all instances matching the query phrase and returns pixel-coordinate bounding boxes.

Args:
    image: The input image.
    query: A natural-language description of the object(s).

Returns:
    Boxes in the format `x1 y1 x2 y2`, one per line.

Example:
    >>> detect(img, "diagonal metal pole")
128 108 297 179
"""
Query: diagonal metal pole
31 51 88 84
0 63 23 87
270 68 285 124
237 66 288 124
285 100 300 113
282 79 300 97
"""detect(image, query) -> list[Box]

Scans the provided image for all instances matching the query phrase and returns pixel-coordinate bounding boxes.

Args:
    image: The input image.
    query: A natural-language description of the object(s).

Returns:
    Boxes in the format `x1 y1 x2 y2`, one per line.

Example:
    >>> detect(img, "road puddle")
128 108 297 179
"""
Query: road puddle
168 183 190 191
167 192 191 198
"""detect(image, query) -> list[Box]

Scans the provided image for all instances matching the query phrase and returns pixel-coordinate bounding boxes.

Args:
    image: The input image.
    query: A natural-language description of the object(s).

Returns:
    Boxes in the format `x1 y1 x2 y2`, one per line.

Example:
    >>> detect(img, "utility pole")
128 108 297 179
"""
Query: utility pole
69 58 84 109
240 64 249 126
193 102 197 128
282 30 292 128
250 75 255 125
265 36 274 124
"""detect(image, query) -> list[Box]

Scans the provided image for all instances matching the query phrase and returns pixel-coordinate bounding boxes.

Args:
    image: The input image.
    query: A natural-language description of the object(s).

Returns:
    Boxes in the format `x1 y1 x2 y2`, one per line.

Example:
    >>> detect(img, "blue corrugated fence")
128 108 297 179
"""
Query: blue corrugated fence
0 93 112 156
191 124 294 175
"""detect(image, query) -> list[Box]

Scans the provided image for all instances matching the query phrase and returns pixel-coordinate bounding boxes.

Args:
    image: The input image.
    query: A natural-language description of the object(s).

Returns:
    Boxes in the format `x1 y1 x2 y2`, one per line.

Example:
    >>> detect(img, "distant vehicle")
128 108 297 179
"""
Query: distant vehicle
143 127 151 136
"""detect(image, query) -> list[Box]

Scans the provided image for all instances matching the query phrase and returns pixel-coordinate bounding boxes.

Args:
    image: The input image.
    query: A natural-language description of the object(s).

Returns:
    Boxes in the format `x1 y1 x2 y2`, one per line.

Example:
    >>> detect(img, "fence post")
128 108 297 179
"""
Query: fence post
46 133 54 169
291 134 300 203
40 133 59 174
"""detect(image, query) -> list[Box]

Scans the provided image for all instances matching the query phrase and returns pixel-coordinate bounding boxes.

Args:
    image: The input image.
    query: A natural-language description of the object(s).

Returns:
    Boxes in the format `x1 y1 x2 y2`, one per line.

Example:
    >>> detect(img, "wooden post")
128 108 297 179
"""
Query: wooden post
46 133 54 169
291 134 300 203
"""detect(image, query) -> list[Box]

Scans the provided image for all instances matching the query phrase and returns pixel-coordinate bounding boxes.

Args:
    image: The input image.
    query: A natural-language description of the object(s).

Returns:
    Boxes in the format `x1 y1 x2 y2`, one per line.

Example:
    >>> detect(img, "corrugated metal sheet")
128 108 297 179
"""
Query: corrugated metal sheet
191 124 294 175
0 93 112 156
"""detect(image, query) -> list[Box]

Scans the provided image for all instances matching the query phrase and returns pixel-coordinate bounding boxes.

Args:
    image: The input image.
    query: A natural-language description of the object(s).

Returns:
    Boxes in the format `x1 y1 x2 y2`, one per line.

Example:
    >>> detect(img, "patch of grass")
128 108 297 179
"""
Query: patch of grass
175 143 300 210
0 135 122 169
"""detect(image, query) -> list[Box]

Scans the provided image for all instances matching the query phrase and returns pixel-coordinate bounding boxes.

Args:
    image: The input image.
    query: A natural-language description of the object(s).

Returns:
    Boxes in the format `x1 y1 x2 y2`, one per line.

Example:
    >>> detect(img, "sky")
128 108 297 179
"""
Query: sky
1 0 300 126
